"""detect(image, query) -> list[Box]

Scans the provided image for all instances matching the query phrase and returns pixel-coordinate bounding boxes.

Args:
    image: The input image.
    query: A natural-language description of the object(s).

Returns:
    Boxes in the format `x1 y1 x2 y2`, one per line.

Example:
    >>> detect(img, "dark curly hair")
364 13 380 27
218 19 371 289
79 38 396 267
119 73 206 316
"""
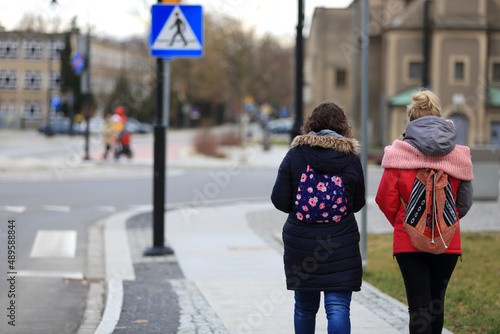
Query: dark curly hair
301 101 353 138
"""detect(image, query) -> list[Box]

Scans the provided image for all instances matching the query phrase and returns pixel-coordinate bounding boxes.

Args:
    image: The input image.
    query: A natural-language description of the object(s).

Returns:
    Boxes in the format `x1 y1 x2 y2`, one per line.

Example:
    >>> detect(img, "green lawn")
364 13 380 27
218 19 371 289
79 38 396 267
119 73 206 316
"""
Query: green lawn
364 232 500 334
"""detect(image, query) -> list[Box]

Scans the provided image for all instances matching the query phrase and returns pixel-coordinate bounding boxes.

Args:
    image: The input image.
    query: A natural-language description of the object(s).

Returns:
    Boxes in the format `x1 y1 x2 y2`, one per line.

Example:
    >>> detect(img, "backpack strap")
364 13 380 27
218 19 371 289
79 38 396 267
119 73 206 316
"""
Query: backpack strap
296 146 345 175
400 196 407 210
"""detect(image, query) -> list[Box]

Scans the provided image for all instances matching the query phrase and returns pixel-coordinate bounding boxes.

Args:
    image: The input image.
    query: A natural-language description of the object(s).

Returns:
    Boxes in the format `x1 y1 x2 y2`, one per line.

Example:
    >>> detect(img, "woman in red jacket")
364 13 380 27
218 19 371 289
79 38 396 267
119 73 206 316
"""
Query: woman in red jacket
376 90 473 334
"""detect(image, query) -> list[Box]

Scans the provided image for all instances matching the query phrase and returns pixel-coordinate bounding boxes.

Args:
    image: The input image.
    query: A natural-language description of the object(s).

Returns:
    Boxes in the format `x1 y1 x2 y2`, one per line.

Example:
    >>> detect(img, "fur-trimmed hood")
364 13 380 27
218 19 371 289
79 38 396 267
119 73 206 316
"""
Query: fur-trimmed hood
291 134 359 154
289 134 360 174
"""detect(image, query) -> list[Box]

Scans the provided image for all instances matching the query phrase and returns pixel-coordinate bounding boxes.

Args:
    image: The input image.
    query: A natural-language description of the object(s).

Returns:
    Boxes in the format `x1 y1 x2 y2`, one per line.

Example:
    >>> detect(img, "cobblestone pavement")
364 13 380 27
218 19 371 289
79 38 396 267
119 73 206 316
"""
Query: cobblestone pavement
114 212 229 334
114 262 181 334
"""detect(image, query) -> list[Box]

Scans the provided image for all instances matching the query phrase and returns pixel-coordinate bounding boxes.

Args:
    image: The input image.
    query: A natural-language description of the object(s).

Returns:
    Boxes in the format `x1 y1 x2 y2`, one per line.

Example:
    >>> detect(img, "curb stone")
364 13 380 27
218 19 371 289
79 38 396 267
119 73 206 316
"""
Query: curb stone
77 220 106 334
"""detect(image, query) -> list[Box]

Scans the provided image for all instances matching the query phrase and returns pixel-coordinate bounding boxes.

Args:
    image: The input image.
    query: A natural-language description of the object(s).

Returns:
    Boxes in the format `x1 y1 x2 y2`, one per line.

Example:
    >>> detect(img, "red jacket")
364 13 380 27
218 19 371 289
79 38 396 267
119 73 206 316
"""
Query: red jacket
376 117 473 255
376 168 463 255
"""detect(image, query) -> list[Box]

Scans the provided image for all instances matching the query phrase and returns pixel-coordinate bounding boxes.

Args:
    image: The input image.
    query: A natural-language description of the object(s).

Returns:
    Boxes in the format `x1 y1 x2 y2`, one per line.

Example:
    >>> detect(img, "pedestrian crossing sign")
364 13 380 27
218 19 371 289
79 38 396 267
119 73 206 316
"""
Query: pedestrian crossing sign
150 4 204 58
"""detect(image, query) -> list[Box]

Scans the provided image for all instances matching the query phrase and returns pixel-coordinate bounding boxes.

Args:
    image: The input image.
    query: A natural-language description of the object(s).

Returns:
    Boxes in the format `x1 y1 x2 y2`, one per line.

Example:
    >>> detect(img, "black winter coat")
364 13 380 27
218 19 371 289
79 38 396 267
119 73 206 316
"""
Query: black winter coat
271 134 366 292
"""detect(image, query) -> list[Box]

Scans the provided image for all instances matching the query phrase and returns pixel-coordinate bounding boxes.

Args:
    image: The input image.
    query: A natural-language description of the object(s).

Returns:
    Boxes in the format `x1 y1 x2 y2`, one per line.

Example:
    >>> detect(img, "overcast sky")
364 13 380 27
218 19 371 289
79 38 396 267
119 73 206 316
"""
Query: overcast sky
0 0 352 41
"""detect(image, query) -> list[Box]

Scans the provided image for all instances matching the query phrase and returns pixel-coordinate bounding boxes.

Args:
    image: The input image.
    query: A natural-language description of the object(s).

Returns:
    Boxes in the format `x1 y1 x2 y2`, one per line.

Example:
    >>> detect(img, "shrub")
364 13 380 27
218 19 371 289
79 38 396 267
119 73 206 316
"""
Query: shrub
193 128 225 158
218 130 241 146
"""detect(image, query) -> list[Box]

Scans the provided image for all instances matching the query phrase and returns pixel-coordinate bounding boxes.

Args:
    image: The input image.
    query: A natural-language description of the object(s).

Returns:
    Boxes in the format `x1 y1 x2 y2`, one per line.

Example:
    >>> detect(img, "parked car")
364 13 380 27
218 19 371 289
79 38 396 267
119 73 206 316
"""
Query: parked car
125 117 152 134
37 118 85 136
71 117 104 134
266 118 293 134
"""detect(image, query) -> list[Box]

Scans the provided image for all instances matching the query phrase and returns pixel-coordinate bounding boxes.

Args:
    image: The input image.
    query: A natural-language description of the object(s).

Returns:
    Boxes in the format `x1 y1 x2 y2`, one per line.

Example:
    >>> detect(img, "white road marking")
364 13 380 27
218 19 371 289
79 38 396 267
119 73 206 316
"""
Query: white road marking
41 205 71 213
96 206 117 213
1 206 27 213
1 204 152 214
168 169 186 177
15 270 83 280
30 230 77 258
128 205 153 211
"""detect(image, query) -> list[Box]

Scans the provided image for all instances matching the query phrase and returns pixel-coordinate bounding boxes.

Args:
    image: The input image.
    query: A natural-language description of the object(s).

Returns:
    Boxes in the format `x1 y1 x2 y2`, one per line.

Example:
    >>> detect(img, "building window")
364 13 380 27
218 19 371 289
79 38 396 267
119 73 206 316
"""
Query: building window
0 71 17 90
409 62 422 79
449 56 469 86
0 101 17 113
24 40 44 59
24 71 43 90
493 63 500 82
49 40 65 59
49 72 62 90
336 69 347 88
454 62 465 80
0 41 19 59
23 102 43 119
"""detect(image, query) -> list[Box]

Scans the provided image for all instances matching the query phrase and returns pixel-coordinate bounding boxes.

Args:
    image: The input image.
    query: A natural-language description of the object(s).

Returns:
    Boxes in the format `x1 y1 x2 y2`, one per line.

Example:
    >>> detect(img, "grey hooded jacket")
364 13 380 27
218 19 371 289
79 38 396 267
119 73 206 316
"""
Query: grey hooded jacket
403 115 473 218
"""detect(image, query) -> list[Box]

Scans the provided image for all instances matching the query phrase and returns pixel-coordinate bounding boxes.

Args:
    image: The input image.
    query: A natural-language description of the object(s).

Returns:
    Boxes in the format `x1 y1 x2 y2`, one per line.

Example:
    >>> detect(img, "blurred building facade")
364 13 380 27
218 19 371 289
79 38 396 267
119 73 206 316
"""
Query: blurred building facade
305 0 500 147
0 30 152 129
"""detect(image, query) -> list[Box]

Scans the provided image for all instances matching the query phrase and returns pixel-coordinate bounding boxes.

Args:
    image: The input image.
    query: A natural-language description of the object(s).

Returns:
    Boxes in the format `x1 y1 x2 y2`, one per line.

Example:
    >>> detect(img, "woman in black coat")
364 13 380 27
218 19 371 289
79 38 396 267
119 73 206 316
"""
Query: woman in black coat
271 102 365 334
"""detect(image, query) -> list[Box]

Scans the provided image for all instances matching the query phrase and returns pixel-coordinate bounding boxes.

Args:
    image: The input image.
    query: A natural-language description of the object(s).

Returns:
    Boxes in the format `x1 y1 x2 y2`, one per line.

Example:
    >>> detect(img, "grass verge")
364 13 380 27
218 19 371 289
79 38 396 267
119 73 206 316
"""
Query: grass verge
364 232 500 334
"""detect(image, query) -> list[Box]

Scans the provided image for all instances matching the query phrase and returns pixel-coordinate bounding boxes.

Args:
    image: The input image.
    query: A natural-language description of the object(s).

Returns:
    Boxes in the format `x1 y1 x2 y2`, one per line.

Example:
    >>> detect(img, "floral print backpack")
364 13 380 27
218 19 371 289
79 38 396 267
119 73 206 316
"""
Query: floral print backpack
294 164 347 223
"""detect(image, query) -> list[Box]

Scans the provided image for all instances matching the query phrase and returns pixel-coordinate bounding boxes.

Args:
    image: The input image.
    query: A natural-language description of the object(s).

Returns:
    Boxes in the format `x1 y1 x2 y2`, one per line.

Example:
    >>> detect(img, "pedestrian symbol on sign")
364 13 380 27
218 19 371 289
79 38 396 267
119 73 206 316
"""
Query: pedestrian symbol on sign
170 13 187 46
152 6 202 51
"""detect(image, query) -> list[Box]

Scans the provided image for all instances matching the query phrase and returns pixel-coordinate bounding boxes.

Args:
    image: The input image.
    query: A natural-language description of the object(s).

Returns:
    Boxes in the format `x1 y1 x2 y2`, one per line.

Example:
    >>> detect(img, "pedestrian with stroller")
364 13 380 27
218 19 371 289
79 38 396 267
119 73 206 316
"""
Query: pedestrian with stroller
111 106 133 160
271 101 366 334
376 89 473 334
114 127 133 160
101 113 115 160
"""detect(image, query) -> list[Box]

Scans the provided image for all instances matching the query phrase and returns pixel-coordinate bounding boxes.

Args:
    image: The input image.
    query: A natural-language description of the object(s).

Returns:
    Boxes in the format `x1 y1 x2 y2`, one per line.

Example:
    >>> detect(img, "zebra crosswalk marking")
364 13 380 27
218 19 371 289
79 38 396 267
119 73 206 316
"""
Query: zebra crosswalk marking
41 205 71 213
0 206 26 213
30 230 77 258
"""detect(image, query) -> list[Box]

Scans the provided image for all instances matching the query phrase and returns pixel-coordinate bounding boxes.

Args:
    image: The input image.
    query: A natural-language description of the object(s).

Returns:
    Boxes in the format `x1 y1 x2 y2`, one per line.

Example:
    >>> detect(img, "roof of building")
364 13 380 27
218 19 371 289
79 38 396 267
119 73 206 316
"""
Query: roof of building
390 86 500 107
387 0 424 30
387 0 492 30
389 87 420 106
0 30 66 41
487 86 500 107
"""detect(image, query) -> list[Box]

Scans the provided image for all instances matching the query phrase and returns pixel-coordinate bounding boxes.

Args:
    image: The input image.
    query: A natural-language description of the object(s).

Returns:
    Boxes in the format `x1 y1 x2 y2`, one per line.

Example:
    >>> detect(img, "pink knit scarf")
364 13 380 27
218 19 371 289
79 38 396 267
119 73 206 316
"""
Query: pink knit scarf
381 140 474 181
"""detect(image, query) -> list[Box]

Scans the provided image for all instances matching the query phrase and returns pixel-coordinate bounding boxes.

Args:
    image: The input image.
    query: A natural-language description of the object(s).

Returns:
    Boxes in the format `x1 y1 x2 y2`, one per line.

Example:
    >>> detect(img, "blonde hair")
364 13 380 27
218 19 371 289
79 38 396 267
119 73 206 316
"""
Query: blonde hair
407 89 441 121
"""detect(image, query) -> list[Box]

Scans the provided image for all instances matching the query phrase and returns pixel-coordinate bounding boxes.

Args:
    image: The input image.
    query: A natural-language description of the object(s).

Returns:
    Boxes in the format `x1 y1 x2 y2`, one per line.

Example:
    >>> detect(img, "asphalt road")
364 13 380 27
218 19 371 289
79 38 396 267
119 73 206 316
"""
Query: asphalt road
0 166 276 333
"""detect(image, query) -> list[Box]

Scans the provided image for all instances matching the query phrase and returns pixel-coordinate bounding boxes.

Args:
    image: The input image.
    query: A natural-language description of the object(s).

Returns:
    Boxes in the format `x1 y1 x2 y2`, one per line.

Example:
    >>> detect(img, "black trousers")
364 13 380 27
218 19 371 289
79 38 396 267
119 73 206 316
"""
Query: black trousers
395 252 459 334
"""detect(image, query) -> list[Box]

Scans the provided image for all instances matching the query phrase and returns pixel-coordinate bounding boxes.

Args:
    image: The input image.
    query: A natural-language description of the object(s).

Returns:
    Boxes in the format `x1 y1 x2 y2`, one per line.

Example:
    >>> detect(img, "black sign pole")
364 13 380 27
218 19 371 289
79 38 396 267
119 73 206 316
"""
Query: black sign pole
144 3 174 256
83 30 91 161
145 1 203 256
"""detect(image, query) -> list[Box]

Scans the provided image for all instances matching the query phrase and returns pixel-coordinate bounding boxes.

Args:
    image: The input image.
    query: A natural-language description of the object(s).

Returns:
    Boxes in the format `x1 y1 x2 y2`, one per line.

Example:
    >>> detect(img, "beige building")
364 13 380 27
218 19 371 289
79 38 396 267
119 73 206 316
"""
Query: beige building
0 30 152 129
305 0 500 147
90 37 153 114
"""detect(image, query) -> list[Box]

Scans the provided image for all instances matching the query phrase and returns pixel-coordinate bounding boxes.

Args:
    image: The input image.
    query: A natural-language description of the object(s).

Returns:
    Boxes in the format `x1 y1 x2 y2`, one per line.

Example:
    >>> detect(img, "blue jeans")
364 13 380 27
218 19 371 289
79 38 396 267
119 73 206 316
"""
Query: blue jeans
294 290 352 334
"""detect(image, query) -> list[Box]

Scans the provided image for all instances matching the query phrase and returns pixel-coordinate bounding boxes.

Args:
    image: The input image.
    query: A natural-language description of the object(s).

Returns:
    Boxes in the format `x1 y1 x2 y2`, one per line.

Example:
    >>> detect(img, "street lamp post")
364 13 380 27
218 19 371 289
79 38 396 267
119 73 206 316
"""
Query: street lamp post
291 0 304 141
46 0 58 135
83 29 91 160
422 0 432 88
360 0 370 270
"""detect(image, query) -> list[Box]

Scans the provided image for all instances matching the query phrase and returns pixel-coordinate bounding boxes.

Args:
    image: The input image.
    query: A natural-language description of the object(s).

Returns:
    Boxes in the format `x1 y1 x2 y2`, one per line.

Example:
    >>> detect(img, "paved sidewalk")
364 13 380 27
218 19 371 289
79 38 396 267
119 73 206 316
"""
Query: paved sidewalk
93 202 459 334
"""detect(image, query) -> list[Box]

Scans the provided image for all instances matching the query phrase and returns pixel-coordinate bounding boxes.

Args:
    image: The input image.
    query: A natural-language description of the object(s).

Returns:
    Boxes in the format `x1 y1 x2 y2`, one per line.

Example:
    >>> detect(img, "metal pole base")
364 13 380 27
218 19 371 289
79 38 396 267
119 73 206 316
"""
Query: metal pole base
143 245 174 256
